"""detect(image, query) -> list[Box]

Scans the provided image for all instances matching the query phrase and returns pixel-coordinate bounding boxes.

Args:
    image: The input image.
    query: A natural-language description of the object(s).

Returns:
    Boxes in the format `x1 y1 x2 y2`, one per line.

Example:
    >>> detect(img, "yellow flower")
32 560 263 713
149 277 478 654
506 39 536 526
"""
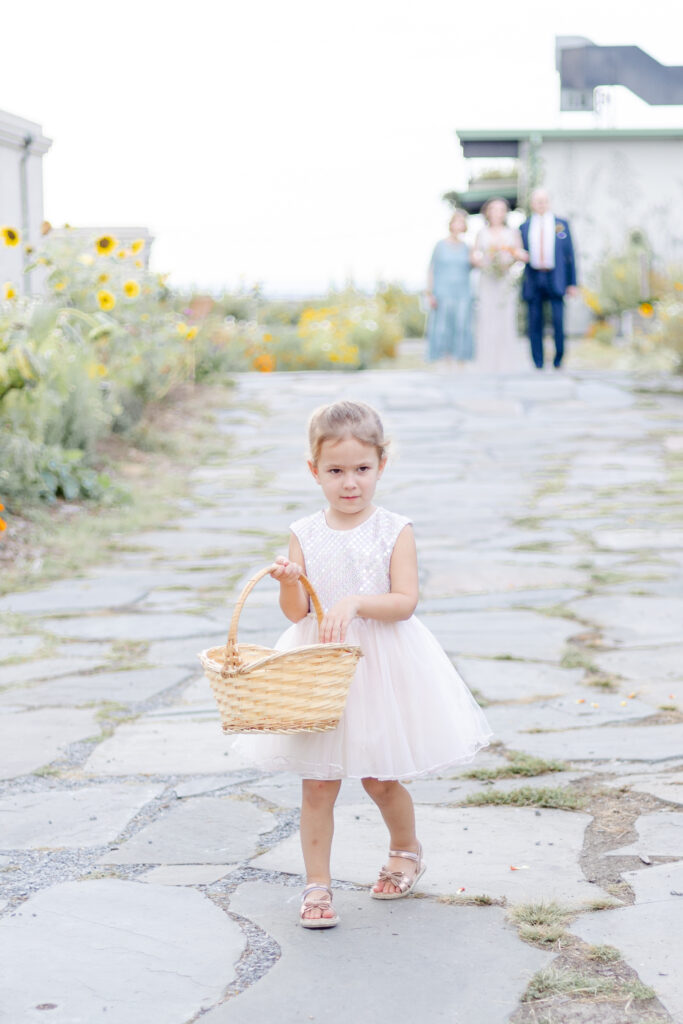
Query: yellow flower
3 282 16 300
116 249 128 260
263 332 273 343
185 326 198 341
1 226 20 247
176 322 189 337
97 290 116 311
97 272 109 284
134 259 143 268
53 280 67 292
25 244 34 255
95 234 117 255
674 282 683 292
639 302 654 318
87 362 108 379
140 313 149 321
123 280 140 298
131 238 145 254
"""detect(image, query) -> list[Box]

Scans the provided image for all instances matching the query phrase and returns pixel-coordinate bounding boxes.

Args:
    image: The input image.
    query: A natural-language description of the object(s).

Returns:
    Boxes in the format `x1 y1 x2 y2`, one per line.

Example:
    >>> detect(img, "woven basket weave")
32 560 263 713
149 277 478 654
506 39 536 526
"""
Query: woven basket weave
198 566 362 734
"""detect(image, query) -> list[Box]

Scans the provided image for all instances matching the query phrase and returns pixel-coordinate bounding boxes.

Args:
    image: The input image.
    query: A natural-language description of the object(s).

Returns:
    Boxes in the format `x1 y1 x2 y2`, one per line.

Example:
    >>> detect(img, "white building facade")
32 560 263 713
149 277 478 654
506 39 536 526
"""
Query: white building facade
0 109 52 295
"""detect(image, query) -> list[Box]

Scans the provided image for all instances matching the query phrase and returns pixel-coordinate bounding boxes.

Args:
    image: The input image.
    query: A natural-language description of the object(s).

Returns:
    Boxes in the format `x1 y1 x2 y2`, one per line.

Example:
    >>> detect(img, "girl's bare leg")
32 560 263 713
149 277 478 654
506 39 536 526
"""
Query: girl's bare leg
300 778 341 919
362 777 420 895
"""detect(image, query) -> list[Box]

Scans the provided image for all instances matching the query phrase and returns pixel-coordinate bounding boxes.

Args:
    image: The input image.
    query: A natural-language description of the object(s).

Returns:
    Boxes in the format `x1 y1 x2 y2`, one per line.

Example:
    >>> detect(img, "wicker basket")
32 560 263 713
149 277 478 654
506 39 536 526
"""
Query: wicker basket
198 566 362 734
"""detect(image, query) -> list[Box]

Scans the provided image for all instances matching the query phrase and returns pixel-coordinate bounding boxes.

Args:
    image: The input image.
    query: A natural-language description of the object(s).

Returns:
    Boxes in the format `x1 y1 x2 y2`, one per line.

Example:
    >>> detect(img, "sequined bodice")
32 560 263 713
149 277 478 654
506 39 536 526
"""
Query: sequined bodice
290 507 412 611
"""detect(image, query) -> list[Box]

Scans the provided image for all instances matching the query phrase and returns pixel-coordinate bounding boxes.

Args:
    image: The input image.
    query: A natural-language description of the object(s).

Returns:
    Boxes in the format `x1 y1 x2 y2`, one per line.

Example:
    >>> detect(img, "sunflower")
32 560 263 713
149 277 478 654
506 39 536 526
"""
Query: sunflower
185 326 198 341
97 290 116 311
97 272 109 284
116 249 128 260
176 322 189 337
95 234 117 255
131 238 145 254
3 282 16 300
123 280 140 298
638 302 654 318
53 280 67 292
2 226 20 247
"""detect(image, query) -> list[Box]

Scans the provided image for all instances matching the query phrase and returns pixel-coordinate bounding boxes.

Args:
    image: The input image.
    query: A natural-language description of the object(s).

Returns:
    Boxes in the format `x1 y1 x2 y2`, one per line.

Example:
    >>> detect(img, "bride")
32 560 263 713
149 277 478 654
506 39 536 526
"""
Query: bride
472 198 528 372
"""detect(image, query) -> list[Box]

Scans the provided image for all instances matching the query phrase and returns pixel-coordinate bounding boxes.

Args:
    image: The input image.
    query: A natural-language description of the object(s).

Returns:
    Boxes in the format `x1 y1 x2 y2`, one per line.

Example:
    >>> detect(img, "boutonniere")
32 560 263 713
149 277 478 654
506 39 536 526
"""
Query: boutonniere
555 221 567 239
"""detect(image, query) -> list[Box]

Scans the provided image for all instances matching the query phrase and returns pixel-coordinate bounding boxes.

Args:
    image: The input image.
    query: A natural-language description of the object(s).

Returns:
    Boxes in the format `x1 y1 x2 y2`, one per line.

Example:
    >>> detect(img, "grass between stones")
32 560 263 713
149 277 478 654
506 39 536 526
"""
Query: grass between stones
522 967 656 1004
508 902 666 1023
463 785 584 810
463 751 568 782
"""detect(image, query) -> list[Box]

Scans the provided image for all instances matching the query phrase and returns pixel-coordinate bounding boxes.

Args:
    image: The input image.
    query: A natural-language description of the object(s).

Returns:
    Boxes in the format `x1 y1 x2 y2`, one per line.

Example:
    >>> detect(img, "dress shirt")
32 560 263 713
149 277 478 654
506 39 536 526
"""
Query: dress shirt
529 212 556 270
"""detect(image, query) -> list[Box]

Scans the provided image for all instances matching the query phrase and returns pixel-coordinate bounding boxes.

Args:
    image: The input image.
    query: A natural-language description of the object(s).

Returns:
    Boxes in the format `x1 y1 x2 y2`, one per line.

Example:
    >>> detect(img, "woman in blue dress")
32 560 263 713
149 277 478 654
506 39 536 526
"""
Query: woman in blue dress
425 210 474 363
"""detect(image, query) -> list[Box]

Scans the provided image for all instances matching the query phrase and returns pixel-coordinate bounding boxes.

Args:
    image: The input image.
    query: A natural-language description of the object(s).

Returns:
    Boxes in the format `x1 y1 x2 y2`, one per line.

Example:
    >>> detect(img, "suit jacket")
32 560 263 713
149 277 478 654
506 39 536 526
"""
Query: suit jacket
520 216 577 300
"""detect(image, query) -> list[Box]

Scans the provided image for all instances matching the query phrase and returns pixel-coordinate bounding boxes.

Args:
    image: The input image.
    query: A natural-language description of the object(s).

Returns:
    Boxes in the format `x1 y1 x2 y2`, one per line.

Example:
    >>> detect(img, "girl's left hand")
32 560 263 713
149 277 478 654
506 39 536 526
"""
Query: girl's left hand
319 596 359 644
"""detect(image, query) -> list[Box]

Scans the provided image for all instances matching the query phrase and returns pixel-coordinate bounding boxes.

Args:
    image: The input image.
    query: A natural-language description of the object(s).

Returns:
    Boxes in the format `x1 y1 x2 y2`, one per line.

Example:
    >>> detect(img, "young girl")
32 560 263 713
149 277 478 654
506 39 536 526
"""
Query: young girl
236 400 492 928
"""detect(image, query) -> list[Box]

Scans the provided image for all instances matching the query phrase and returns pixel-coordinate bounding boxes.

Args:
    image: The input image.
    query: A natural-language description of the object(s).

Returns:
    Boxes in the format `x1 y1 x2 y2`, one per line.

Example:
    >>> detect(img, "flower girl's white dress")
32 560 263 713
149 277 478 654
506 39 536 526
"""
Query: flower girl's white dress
235 507 492 780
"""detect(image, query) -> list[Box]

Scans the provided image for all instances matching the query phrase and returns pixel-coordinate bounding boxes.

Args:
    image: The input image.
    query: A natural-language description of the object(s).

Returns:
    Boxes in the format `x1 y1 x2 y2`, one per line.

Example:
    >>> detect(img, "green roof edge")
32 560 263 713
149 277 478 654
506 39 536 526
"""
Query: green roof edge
456 127 683 141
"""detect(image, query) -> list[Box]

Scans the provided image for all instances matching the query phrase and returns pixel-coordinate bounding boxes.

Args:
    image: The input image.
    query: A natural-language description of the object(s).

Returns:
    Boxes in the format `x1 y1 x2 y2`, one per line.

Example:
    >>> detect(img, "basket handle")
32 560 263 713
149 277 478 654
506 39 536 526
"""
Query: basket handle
221 565 324 676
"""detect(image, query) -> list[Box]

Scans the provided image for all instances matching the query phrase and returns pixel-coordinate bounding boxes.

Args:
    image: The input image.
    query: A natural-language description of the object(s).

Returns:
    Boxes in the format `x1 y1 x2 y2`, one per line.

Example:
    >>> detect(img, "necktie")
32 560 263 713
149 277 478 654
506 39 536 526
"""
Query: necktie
539 218 545 269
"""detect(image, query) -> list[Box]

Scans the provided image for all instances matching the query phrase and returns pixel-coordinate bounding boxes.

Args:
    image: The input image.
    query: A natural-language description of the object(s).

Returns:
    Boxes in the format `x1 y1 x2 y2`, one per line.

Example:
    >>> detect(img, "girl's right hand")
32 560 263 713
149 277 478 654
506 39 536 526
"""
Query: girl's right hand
269 557 303 586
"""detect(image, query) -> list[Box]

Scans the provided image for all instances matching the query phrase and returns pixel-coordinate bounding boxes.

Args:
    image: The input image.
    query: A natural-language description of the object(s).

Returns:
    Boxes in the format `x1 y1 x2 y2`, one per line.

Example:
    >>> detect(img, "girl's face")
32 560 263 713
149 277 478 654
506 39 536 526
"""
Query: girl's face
309 435 386 525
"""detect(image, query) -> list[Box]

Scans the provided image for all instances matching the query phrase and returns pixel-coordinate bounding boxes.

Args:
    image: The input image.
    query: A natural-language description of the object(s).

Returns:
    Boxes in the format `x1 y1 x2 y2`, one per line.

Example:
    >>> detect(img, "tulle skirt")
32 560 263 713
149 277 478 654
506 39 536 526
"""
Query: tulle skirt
233 614 493 781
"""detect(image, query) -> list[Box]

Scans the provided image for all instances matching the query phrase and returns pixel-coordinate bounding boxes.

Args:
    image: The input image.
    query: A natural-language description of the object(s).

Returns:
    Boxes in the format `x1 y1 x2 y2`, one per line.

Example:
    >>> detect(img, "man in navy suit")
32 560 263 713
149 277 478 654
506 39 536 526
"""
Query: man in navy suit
519 188 577 369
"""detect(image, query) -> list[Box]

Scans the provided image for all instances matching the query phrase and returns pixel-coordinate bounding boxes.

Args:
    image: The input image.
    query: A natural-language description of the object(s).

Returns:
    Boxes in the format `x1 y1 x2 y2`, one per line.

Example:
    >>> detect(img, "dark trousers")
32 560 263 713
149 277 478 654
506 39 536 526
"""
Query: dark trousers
526 271 565 368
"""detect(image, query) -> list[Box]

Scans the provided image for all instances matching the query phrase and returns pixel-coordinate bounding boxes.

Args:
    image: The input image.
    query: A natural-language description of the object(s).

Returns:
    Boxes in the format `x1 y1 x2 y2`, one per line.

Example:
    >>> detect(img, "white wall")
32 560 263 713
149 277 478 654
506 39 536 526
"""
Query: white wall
0 109 52 296
524 135 683 282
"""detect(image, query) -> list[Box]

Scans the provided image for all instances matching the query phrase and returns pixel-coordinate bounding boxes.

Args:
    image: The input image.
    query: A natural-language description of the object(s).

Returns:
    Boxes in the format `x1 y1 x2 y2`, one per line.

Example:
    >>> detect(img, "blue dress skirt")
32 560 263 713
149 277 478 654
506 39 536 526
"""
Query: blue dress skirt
427 240 474 361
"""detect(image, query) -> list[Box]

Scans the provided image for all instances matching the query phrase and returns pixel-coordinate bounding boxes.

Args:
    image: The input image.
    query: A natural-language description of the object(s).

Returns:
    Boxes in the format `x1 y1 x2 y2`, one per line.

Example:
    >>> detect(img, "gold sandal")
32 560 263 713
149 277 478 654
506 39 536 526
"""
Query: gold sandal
371 842 426 900
300 884 340 929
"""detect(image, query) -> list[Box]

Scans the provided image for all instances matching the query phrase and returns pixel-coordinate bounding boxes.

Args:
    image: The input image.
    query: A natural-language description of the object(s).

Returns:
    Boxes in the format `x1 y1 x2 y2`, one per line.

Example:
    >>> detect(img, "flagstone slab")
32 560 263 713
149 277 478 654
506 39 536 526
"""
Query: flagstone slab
84 718 244 776
591 645 683 684
139 864 237 885
0 879 244 1024
571 898 683 1024
500 723 683 763
253 804 603 906
199 881 552 1024
623 860 683 903
0 666 192 708
606 810 683 858
0 656 105 688
0 635 44 661
454 658 584 702
39 612 223 642
148 634 226 668
0 708 99 780
593 528 683 551
0 784 162 849
420 610 578 660
100 795 276 864
601 772 683 806
0 577 149 615
484 691 652 743
568 595 683 643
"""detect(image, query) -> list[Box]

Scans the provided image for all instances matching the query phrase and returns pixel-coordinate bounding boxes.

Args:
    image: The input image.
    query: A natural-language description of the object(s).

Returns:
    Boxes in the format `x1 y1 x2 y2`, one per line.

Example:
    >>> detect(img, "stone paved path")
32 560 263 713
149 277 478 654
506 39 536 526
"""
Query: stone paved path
1 361 682 1023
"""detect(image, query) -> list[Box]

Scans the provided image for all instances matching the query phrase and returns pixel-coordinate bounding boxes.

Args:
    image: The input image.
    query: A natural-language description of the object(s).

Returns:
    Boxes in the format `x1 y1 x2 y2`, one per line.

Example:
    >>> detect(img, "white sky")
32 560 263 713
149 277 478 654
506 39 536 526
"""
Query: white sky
4 0 683 294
